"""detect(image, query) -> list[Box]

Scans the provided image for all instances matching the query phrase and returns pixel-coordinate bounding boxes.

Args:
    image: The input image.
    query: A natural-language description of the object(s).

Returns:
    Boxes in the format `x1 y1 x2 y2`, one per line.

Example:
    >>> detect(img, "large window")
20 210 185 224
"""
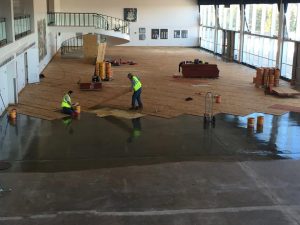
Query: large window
14 15 31 40
200 5 215 27
199 3 300 80
285 4 300 40
245 4 278 36
200 26 215 52
219 5 240 31
243 34 277 67
281 41 294 79
0 18 7 46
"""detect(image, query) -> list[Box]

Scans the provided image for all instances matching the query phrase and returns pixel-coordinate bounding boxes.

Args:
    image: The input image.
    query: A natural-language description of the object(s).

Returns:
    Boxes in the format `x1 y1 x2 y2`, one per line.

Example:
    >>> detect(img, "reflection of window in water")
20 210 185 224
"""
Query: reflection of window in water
181 30 188 38
174 30 181 38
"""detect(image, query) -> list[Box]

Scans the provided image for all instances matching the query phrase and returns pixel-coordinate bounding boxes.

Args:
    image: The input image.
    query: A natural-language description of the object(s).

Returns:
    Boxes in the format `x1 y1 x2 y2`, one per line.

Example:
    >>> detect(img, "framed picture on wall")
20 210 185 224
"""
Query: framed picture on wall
124 8 137 22
181 30 188 38
160 29 168 39
38 19 47 62
174 30 181 38
139 28 146 40
139 28 146 33
151 29 159 39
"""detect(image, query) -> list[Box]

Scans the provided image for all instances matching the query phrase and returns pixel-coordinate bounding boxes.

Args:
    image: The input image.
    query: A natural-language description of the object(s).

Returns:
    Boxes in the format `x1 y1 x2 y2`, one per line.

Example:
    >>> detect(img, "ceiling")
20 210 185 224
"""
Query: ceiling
198 0 299 5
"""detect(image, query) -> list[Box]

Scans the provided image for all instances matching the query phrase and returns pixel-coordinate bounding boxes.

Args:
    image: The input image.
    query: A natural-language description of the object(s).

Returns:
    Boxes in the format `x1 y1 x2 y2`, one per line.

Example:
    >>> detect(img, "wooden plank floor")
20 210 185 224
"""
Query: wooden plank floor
13 46 300 120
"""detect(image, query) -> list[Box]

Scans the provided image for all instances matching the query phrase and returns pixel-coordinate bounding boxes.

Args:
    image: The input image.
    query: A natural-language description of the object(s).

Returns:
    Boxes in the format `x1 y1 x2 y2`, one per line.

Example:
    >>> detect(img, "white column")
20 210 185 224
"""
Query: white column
198 5 201 47
239 4 245 63
276 3 285 69
214 5 219 54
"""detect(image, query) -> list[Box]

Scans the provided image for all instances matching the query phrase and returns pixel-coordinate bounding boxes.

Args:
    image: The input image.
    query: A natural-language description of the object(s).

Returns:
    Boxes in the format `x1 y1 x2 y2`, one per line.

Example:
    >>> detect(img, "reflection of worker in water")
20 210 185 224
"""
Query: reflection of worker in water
127 118 142 143
62 117 74 134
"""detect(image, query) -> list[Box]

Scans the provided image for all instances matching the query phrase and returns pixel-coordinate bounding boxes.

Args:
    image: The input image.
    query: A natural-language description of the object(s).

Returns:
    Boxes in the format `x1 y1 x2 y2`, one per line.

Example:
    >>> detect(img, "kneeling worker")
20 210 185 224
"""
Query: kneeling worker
61 90 76 115
128 73 143 110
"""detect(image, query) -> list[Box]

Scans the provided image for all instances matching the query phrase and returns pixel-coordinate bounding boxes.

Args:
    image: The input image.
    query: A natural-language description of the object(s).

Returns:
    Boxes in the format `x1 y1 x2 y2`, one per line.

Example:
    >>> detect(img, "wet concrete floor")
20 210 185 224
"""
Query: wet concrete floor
0 111 299 172
1 112 300 225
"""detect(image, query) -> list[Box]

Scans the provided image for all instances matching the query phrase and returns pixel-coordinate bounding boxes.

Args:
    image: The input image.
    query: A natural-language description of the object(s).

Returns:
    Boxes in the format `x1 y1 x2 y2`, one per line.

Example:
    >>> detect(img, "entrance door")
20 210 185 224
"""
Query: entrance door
6 60 17 104
16 53 26 93
27 48 40 84
0 66 8 115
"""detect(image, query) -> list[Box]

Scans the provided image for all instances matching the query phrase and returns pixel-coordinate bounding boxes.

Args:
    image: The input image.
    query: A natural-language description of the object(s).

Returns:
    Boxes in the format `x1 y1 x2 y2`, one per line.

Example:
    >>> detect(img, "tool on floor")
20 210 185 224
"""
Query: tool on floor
0 182 12 195
204 92 216 126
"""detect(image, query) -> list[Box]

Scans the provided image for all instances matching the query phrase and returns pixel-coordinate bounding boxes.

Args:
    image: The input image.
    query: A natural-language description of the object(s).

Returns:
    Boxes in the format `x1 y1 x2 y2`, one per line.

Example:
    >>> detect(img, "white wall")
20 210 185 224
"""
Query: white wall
0 0 58 114
60 0 199 46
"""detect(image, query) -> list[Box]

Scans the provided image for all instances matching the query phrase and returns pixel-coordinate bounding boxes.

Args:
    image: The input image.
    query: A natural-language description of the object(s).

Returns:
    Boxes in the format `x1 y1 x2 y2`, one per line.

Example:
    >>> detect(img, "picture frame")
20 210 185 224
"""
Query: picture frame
181 30 188 38
139 28 146 40
174 30 181 38
151 29 159 39
124 8 137 22
160 29 168 39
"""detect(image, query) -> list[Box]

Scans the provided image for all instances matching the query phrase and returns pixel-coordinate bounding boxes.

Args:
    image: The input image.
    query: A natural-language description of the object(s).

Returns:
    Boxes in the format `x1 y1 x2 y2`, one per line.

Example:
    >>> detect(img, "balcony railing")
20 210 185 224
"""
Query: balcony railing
47 12 130 34
0 18 7 47
14 15 31 40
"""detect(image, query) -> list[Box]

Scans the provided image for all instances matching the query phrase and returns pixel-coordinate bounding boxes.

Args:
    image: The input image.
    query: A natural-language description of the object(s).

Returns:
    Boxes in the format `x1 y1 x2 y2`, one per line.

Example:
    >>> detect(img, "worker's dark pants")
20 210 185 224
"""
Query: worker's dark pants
62 107 75 115
132 88 143 108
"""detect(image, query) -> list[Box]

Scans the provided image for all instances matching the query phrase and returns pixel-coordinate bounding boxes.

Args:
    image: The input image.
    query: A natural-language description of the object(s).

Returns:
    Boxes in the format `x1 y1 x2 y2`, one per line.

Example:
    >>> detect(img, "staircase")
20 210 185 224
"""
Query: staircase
60 34 103 58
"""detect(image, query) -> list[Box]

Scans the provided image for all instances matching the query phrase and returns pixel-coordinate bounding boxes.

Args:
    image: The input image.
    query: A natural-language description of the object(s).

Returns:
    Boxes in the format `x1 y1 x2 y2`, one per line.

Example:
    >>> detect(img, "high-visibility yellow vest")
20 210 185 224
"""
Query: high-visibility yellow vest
133 129 141 138
132 76 142 91
61 94 71 108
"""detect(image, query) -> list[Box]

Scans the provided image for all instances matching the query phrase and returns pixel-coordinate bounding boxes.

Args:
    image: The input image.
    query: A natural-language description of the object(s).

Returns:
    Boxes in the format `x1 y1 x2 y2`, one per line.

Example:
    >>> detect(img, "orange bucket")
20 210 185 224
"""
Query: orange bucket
9 109 17 119
105 62 113 79
247 117 255 128
215 95 221 103
274 69 280 79
269 74 274 85
257 116 264 126
99 62 106 80
75 105 81 114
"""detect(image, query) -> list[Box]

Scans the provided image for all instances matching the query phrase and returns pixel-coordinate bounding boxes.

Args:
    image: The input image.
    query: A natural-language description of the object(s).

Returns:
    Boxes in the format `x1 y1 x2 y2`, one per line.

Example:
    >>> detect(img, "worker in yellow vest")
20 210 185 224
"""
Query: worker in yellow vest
128 73 143 110
61 90 76 115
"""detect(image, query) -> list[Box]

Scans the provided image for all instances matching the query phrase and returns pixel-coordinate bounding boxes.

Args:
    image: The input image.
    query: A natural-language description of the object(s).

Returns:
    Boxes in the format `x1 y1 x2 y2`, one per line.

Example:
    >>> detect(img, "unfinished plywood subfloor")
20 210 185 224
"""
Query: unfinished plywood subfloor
91 107 144 119
14 47 300 120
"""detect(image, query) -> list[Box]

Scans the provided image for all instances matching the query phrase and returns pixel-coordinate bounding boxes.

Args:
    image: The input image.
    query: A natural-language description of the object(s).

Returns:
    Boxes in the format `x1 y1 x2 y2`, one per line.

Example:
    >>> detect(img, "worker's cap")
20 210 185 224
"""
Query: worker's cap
127 73 133 78
68 90 73 95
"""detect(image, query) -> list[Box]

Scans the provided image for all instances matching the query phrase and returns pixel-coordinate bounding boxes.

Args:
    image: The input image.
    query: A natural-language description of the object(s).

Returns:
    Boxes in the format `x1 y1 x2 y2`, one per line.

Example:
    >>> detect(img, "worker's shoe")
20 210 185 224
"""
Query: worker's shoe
129 107 136 110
